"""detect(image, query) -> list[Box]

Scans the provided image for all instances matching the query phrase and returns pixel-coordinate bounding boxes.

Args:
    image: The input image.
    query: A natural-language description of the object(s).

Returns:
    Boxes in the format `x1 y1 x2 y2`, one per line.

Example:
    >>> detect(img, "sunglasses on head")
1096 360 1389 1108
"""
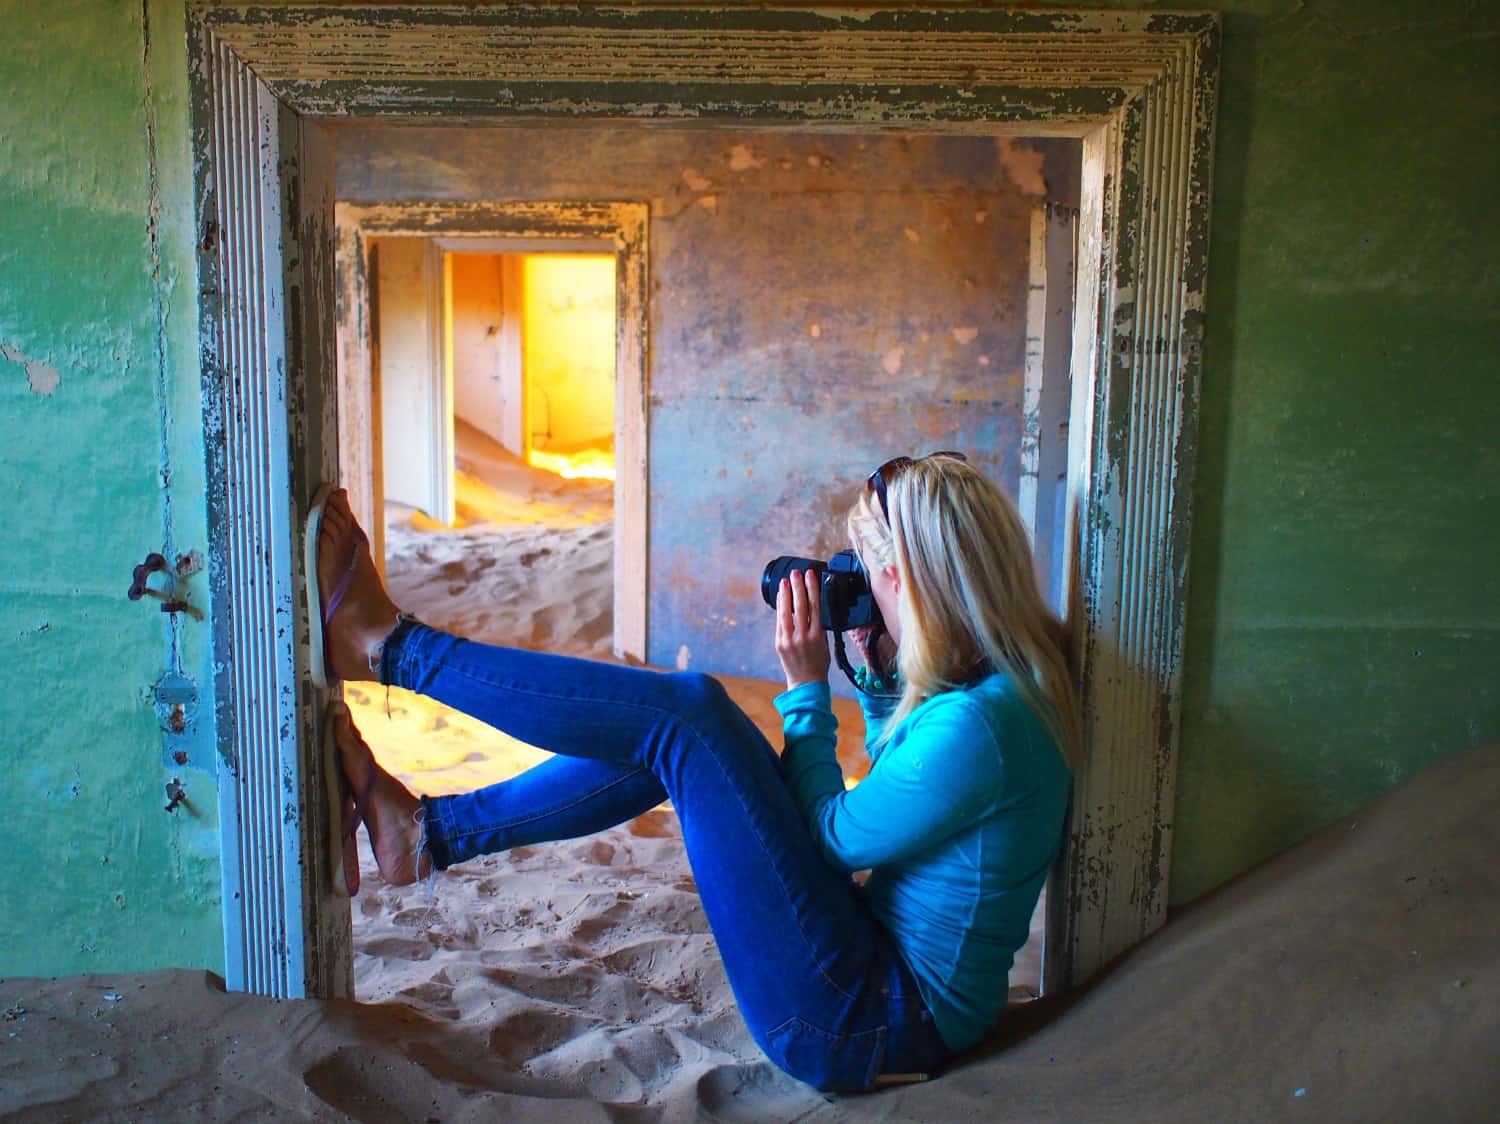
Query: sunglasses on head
866 451 967 521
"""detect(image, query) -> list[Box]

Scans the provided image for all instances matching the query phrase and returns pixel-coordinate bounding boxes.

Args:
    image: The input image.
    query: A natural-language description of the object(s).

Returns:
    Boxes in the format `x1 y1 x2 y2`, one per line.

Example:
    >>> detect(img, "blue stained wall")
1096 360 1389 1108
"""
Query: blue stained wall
336 124 1073 682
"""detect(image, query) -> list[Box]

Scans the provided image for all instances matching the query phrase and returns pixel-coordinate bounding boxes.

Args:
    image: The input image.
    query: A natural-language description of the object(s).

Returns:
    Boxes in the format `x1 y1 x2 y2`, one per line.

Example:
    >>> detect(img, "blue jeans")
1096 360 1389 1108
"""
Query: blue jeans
383 621 953 1091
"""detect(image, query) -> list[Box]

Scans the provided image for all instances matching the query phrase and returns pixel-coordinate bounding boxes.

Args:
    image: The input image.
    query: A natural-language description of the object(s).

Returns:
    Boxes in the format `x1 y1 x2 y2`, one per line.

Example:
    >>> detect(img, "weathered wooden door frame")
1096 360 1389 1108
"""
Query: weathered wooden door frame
335 202 651 663
377 236 455 527
1020 202 1080 615
188 3 1220 999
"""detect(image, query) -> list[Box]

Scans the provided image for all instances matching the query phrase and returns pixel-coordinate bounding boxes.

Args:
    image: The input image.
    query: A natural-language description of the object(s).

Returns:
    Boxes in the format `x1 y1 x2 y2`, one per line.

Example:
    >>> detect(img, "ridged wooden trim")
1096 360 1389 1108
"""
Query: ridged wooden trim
333 221 384 574
425 240 456 525
198 37 305 999
192 6 1210 121
208 29 1176 85
190 4 1221 992
1061 28 1218 978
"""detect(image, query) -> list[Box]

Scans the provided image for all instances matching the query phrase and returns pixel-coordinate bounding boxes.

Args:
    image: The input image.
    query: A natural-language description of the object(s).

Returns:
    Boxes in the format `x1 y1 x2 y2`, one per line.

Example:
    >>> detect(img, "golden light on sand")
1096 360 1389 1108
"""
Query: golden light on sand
528 447 617 481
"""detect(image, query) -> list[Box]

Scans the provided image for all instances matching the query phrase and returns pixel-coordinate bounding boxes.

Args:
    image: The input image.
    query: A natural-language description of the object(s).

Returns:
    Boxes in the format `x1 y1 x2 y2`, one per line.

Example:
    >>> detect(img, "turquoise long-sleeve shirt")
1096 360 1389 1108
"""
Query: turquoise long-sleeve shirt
775 672 1071 1053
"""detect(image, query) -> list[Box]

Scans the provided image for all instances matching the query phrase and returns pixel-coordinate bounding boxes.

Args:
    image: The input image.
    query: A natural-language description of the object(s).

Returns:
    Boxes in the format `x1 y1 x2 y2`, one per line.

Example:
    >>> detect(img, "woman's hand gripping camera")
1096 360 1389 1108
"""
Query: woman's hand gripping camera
774 570 832 691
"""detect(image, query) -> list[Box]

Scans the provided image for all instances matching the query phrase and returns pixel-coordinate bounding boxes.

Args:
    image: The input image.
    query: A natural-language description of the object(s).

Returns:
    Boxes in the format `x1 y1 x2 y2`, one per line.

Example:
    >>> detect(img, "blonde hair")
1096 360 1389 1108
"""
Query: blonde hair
847 455 1081 766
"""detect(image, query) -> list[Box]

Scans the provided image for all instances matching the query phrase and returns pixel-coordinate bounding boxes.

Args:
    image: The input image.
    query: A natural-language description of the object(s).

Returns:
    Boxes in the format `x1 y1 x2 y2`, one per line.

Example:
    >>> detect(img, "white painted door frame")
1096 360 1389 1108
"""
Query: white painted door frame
1020 202 1079 615
364 237 455 526
190 4 1220 999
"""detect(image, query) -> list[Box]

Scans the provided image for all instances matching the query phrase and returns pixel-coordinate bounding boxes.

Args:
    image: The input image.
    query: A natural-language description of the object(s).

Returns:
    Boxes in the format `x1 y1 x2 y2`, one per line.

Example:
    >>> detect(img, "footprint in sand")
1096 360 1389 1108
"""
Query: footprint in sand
393 906 440 928
570 912 629 944
485 1008 592 1067
576 607 612 645
528 606 564 644
397 978 459 1020
358 935 434 961
696 1061 815 1121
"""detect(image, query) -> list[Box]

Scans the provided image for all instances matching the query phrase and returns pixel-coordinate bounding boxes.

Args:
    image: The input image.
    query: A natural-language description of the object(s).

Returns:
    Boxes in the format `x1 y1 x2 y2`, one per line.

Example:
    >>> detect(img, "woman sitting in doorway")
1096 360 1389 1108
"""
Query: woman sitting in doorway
312 452 1076 1092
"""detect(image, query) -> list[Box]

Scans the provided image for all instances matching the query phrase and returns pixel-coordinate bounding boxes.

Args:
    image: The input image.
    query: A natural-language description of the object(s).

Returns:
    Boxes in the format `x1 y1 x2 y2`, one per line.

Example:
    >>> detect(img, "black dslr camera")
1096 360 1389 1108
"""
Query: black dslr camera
760 550 880 633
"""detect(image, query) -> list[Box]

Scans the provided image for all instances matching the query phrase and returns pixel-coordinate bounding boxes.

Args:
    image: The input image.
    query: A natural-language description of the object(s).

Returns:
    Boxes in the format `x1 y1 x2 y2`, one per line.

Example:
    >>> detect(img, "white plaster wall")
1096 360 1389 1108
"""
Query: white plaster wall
450 253 509 448
523 254 616 452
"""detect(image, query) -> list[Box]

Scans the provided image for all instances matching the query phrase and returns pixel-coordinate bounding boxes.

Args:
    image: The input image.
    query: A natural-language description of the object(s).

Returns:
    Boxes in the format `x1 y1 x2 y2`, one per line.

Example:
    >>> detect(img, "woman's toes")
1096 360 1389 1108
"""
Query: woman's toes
326 495 352 532
329 707 424 885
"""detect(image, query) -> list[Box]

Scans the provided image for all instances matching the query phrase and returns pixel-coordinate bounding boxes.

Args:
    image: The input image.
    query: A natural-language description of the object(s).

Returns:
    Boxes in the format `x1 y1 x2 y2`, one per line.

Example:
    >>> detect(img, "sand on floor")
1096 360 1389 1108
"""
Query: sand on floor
5 744 1496 1121
9 436 1490 1120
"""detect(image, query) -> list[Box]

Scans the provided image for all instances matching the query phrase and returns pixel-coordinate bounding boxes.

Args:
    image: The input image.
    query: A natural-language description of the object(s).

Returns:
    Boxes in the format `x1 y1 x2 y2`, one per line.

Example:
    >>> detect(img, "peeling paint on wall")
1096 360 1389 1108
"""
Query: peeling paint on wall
2 343 61 395
998 138 1048 197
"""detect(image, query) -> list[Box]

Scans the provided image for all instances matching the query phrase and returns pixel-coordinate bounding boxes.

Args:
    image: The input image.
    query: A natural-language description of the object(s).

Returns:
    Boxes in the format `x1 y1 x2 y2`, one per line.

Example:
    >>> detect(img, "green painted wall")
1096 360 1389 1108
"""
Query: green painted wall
0 0 1494 975
0 0 222 975
1074 0 1500 903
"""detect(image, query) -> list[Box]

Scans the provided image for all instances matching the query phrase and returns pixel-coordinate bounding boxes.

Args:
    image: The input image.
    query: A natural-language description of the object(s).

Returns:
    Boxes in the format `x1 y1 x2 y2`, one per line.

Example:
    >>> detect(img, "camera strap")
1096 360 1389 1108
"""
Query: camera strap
833 628 901 700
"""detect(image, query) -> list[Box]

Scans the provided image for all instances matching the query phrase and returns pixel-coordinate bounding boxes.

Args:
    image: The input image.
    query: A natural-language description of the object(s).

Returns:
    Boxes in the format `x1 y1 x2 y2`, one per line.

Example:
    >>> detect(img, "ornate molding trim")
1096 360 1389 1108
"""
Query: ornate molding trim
188 3 1220 993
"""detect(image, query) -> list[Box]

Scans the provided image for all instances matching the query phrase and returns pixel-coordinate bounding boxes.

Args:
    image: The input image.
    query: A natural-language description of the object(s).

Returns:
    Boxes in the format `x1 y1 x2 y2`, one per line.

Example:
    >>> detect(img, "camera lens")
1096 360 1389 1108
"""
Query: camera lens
761 556 826 610
760 552 878 633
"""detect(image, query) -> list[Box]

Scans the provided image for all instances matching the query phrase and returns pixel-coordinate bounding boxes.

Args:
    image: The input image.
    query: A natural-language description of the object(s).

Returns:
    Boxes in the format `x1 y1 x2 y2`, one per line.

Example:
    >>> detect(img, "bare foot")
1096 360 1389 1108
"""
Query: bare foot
317 488 402 683
330 702 431 886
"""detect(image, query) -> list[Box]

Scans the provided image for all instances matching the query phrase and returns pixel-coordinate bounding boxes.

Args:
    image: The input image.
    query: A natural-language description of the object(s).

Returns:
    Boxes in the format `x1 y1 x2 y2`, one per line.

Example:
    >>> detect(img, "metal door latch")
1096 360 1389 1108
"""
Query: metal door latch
127 552 205 621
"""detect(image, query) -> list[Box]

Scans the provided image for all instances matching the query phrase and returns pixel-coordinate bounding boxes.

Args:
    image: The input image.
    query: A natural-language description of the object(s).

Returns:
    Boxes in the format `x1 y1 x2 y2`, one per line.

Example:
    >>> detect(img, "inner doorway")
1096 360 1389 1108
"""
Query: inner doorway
334 202 651 666
377 243 619 529
374 242 619 655
348 238 623 813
